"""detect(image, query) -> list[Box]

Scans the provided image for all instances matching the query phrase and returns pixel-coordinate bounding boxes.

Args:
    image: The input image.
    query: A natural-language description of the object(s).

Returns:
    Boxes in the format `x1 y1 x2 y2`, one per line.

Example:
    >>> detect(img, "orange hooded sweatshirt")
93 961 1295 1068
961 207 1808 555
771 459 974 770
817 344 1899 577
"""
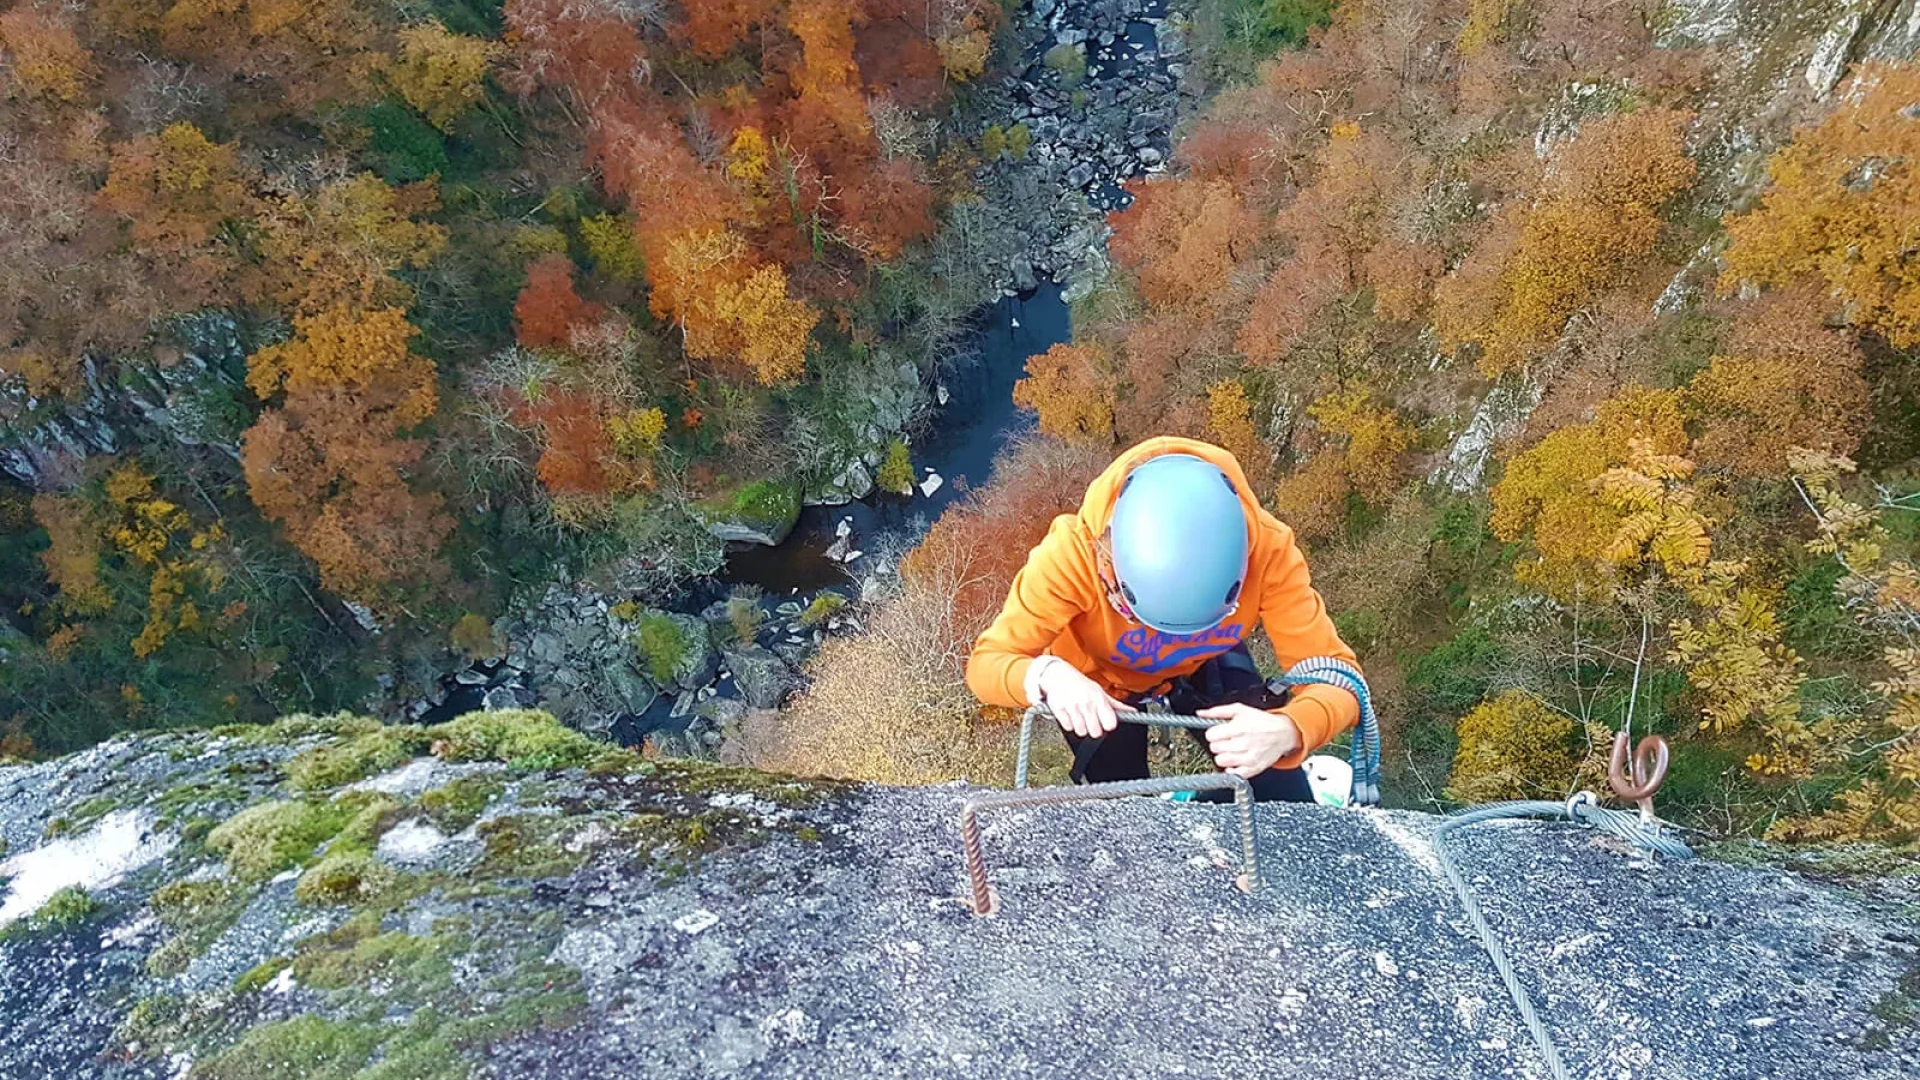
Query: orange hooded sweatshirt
965 436 1359 771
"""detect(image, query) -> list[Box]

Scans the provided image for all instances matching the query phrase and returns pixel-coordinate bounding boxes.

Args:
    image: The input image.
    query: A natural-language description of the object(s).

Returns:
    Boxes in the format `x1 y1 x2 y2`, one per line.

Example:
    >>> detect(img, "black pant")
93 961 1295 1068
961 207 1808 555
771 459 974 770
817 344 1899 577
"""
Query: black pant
1063 644 1314 803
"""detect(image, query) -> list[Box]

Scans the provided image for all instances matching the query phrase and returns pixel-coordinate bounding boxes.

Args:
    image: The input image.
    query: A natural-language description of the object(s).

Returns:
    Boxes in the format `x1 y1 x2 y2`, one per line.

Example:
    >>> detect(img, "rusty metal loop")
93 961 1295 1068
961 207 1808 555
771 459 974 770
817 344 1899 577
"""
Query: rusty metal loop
1607 731 1670 819
960 773 1257 916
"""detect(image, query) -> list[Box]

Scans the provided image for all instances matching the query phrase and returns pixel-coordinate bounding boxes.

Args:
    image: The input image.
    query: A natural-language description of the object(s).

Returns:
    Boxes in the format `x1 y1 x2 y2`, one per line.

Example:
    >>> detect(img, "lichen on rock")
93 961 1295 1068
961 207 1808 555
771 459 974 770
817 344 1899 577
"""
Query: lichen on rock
0 707 845 1079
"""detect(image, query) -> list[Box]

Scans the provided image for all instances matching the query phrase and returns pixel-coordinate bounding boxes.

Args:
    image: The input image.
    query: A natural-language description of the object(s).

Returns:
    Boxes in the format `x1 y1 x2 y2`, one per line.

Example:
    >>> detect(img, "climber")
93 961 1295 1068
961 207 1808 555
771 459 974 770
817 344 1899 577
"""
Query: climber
965 436 1361 802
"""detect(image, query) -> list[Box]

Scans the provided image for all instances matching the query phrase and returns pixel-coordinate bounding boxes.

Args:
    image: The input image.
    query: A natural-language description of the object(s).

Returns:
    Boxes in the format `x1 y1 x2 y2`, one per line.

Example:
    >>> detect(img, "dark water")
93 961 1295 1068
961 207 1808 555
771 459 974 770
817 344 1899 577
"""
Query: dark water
718 282 1071 594
1091 20 1164 76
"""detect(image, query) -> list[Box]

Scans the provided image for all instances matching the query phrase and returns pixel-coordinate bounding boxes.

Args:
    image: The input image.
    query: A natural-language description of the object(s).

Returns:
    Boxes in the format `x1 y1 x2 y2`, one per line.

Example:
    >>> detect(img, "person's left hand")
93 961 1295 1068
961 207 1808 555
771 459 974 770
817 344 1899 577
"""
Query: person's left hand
1198 704 1302 779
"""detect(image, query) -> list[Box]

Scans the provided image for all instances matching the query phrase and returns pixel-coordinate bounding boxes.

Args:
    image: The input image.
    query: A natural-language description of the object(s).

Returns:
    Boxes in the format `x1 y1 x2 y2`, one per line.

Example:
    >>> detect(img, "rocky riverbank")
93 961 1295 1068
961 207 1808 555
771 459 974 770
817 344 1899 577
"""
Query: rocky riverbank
971 0 1192 301
410 579 872 760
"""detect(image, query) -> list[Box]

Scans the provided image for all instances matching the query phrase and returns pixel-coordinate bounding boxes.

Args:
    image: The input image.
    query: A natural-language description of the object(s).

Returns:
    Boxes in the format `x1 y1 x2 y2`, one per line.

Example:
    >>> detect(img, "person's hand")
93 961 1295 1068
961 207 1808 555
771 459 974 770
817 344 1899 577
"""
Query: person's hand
1199 704 1302 778
1037 662 1129 738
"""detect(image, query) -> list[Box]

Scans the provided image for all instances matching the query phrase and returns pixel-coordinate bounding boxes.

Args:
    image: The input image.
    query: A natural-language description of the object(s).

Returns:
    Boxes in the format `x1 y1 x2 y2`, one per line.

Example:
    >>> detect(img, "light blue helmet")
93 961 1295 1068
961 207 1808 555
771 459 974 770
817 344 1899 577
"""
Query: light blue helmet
1106 454 1249 634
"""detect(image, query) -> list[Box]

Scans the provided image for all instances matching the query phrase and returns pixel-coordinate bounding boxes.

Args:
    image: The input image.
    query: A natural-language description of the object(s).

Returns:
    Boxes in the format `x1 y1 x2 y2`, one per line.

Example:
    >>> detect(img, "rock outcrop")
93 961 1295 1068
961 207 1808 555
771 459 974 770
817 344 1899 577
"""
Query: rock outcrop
0 715 1914 1079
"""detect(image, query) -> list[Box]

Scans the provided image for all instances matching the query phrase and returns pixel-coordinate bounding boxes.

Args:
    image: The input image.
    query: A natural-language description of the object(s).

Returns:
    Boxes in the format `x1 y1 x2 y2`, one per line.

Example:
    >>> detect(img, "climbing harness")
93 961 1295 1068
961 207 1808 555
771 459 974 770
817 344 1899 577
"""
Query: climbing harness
968 654 1693 1080
1012 655 1382 803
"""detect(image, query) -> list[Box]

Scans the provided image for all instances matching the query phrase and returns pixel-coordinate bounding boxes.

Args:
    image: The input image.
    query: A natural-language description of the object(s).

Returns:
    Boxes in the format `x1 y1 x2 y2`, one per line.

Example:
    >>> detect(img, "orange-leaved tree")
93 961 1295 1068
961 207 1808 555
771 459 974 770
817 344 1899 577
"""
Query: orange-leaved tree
501 0 649 107
1686 287 1869 478
786 0 871 145
1241 122 1429 364
99 122 256 297
514 254 603 349
242 305 448 602
675 0 777 59
150 0 378 105
1111 177 1260 312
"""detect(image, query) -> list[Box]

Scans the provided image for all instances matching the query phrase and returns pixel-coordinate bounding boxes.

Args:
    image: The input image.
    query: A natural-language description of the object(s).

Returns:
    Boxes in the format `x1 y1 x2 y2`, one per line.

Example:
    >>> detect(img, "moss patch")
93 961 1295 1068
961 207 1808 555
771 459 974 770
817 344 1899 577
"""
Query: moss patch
189 1015 379 1080
294 852 399 907
286 727 430 792
699 479 801 539
233 956 290 994
633 613 689 684
642 758 839 810
291 915 455 993
207 799 358 882
118 993 186 1051
216 712 386 747
23 885 99 932
798 591 847 628
730 480 800 531
425 710 599 771
417 775 505 832
474 814 594 880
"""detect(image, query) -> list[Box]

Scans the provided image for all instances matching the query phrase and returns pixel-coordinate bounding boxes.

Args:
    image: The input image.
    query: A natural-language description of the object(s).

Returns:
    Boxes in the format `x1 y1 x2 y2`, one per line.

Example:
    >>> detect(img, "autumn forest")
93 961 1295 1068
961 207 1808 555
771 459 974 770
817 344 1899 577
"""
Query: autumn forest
4 0 1920 844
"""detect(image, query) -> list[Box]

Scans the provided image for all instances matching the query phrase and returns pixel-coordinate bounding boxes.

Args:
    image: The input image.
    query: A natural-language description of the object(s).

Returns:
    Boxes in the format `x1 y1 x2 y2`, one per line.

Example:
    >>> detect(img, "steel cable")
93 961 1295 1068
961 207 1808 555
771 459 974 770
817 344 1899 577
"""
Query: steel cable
1431 795 1692 1080
991 657 1693 1080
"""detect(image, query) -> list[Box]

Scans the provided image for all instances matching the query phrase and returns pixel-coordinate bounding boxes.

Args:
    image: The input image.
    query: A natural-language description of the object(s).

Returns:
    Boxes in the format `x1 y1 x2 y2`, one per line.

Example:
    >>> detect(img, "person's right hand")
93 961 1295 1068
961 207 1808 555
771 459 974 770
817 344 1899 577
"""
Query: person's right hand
1037 661 1128 738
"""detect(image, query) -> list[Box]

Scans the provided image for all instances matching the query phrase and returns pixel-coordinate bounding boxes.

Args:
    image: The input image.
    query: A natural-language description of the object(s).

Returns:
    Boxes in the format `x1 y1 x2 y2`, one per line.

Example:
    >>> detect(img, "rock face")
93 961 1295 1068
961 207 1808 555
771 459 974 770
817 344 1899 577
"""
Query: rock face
0 725 1914 1080
0 312 252 491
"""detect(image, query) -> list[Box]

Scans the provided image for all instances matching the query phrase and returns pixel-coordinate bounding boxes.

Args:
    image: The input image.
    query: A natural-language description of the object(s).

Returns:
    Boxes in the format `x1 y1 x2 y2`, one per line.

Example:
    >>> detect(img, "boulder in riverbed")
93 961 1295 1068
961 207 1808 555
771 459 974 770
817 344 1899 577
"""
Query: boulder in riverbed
696 480 802 547
722 645 795 709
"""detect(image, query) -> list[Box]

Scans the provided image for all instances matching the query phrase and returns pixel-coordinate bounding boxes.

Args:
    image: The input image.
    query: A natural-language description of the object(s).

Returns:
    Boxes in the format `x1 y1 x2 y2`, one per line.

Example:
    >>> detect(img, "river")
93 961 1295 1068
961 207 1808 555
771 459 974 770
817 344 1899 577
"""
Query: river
715 282 1069 595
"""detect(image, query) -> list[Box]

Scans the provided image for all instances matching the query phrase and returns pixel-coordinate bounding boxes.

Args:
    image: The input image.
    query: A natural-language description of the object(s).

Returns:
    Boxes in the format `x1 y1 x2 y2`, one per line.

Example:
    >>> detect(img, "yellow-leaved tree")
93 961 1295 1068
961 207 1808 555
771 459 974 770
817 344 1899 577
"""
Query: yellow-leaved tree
1274 388 1412 543
1590 441 1812 766
1489 386 1689 595
0 5 94 101
389 20 501 132
1013 342 1116 446
1446 690 1579 802
251 172 448 316
1205 381 1269 489
651 226 819 385
1722 64 1920 347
